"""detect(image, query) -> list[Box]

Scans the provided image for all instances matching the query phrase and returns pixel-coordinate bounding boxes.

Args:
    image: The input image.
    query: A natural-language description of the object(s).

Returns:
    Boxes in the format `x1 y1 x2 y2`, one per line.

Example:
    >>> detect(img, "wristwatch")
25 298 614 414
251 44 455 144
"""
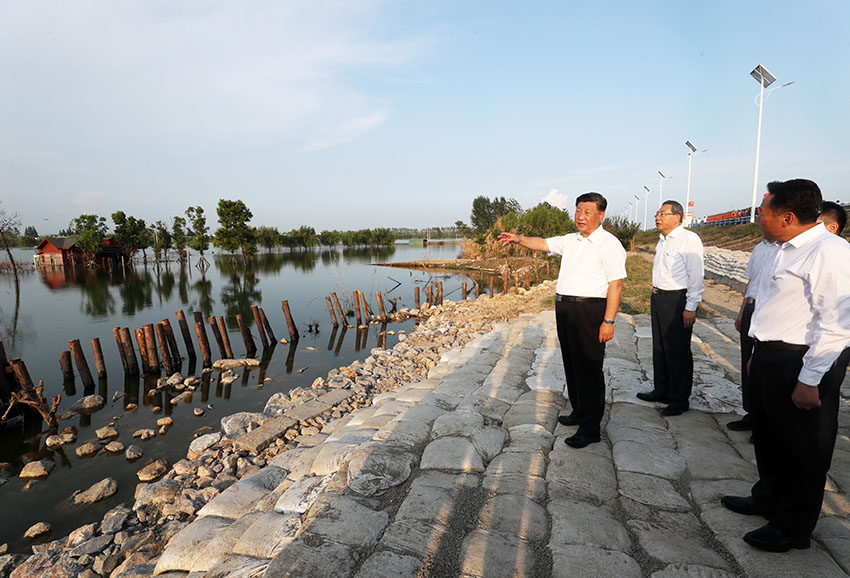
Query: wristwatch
603 319 615 325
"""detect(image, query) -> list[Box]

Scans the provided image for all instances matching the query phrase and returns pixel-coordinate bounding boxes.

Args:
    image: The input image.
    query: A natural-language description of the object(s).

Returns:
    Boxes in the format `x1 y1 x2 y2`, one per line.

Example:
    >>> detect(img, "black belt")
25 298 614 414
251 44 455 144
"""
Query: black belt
753 339 807 352
556 294 605 303
651 287 687 295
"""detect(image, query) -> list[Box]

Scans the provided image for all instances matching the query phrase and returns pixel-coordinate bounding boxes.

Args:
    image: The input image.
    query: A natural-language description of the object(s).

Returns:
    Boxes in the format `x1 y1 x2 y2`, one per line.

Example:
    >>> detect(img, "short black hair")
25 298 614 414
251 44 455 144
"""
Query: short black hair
662 200 684 222
575 192 607 212
820 201 847 234
765 179 822 224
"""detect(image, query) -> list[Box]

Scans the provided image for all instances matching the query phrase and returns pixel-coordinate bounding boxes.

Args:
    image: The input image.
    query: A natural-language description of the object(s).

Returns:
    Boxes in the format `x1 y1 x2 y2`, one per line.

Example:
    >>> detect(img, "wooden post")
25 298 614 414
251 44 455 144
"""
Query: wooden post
217 316 234 359
175 310 196 360
90 337 107 378
325 296 339 326
155 323 174 375
475 281 481 297
359 290 374 319
414 286 420 309
135 328 151 373
144 324 160 372
162 319 181 364
426 285 434 305
194 321 212 368
113 327 129 373
7 360 59 428
375 291 387 321
503 270 509 294
59 350 74 382
489 277 495 296
437 282 443 305
68 339 95 389
353 292 363 326
236 313 257 356
525 271 531 290
259 307 276 342
462 282 467 300
120 327 139 374
250 305 268 348
331 293 347 327
281 300 299 342
193 311 210 352
208 316 227 359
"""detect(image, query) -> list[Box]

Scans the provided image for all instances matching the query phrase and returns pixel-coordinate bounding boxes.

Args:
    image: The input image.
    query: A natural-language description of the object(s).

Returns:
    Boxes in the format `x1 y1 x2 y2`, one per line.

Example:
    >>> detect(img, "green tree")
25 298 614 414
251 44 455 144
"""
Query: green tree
186 206 210 259
371 228 394 246
518 202 575 238
214 199 256 266
172 216 188 261
73 214 108 265
151 220 173 261
289 225 317 250
470 196 495 235
257 226 280 252
111 211 148 260
24 225 38 237
318 230 341 246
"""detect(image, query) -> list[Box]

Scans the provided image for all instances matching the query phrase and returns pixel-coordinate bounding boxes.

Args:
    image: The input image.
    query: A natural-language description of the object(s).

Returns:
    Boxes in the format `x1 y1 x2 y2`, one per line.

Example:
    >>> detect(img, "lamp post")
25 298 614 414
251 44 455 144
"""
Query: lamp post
643 186 651 231
684 141 707 227
633 195 640 224
749 64 775 223
657 171 668 208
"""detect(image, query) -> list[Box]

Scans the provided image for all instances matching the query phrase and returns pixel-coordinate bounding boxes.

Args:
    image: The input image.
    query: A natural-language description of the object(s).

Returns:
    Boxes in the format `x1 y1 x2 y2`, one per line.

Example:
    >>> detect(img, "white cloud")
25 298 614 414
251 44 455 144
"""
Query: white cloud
300 109 389 152
541 188 568 209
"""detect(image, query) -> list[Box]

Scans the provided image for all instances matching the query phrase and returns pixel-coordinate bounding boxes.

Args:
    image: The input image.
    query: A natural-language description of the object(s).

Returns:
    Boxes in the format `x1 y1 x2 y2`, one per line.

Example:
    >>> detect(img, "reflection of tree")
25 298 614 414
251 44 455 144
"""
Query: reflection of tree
178 265 190 304
158 268 175 302
192 274 215 318
79 269 115 317
320 249 341 267
118 270 154 316
219 271 261 331
341 246 396 263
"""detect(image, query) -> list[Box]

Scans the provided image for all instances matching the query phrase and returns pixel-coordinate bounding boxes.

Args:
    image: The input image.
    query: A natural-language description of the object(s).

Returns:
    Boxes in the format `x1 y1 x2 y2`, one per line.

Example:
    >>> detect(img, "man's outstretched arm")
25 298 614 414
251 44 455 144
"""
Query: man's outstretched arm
498 232 550 252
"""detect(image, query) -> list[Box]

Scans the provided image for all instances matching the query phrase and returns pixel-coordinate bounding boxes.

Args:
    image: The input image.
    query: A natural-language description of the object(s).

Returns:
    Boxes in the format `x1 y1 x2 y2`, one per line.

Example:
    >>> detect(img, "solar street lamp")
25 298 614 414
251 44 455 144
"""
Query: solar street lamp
658 171 668 208
684 141 707 227
643 186 651 231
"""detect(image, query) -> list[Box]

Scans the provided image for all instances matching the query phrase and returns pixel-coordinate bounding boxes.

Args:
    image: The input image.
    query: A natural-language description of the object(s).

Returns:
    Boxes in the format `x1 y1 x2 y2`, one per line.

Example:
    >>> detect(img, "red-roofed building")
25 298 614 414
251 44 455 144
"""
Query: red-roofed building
35 236 121 267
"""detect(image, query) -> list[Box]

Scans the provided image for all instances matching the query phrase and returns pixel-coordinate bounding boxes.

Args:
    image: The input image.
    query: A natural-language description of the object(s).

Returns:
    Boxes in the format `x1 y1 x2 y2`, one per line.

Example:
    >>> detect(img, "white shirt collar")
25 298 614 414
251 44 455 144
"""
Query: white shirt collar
783 222 826 249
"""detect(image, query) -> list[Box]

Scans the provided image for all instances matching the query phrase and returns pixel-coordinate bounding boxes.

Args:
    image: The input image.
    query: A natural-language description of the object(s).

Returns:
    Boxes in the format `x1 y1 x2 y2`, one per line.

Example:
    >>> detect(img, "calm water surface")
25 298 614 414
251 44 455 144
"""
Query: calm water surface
0 242 488 553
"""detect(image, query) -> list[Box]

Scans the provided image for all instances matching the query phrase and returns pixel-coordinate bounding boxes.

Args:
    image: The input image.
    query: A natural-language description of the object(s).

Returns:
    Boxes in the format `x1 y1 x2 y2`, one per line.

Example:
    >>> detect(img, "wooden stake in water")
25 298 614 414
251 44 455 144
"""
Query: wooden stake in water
331 293 347 327
68 339 95 389
120 327 139 374
259 307 276 342
162 319 181 364
375 291 387 322
135 328 151 374
217 316 234 359
59 350 74 382
281 300 299 342
353 292 363 326
236 313 257 356
90 337 107 378
437 282 443 305
325 296 339 327
414 286 420 309
113 327 129 373
250 305 268 348
462 282 467 300
194 321 212 368
208 316 227 359
144 324 160 372
175 310 196 360
155 323 174 375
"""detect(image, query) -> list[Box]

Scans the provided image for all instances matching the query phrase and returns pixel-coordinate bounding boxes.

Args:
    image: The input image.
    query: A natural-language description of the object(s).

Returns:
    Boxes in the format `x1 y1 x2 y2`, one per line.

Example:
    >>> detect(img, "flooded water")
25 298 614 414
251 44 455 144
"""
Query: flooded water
0 242 489 553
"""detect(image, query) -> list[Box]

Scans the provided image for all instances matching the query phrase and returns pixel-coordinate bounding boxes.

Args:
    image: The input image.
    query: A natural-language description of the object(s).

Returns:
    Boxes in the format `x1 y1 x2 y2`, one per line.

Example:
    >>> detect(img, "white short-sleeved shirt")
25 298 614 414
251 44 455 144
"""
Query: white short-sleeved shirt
652 225 705 311
546 226 627 298
743 239 780 300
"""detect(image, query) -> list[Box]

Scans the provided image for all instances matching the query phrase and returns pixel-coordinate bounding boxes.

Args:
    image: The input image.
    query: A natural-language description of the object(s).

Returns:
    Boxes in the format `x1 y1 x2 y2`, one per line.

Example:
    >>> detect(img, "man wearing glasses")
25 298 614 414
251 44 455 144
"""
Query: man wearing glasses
499 192 626 448
637 200 704 416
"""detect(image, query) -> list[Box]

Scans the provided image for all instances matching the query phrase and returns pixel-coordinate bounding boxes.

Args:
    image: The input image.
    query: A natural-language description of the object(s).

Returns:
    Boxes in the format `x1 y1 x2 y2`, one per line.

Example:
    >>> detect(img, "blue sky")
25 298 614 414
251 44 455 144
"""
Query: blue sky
2 1 849 232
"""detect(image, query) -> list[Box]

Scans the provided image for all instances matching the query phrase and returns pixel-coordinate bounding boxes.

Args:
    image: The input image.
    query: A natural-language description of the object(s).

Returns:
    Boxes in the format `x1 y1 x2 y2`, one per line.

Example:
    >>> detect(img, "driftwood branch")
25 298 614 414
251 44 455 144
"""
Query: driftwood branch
2 361 60 428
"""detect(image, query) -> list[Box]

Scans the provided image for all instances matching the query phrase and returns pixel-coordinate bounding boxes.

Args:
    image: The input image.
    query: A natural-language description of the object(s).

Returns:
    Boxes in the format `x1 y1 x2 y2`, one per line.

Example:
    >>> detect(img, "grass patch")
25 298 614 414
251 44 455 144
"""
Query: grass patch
620 254 652 315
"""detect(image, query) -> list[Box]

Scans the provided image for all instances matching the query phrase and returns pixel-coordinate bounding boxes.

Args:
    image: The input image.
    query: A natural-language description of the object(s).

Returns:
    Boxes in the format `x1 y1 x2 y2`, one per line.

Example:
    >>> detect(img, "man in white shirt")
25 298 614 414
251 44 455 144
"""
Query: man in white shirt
637 200 705 416
728 239 779 432
499 192 626 448
721 179 850 552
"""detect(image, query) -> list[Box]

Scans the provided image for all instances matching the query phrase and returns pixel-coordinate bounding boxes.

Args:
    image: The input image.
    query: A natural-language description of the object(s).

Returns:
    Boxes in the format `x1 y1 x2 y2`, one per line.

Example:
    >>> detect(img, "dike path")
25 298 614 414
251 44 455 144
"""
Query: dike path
12 279 850 578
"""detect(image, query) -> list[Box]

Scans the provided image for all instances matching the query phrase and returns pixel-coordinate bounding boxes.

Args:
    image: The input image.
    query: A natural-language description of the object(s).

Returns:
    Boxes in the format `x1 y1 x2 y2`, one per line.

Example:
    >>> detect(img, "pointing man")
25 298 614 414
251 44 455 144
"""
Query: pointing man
722 179 850 552
637 200 704 416
499 192 626 448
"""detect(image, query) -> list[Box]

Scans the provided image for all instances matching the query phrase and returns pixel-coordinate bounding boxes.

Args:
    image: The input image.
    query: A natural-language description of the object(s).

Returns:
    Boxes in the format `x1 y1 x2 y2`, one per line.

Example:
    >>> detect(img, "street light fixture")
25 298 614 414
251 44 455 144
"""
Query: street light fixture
643 186 651 231
684 141 707 227
748 64 794 223
658 171 668 208
633 194 640 224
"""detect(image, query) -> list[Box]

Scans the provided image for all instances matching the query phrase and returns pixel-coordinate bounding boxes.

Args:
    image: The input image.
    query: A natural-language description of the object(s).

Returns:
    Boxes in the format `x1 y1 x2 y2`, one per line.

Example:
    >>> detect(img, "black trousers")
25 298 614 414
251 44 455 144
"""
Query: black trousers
650 289 693 408
555 298 607 434
739 300 755 413
750 342 850 540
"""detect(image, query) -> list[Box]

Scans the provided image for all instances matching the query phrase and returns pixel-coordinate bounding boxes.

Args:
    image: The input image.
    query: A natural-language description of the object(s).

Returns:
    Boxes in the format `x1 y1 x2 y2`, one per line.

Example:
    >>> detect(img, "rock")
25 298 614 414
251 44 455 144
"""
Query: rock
72 477 118 505
95 426 119 440
124 403 138 411
105 441 125 453
137 460 168 482
188 432 222 459
125 445 143 460
133 479 181 510
24 522 51 540
76 442 100 458
194 407 205 416
19 460 54 479
263 392 290 417
170 391 193 405
166 373 184 386
157 417 173 427
67 523 98 546
133 428 156 440
213 358 260 371
45 434 65 449
221 412 265 438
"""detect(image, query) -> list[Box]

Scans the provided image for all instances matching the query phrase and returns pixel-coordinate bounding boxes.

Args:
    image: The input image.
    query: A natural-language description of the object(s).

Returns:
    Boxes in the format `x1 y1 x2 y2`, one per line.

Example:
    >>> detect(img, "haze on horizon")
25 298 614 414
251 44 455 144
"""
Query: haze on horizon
2 1 849 233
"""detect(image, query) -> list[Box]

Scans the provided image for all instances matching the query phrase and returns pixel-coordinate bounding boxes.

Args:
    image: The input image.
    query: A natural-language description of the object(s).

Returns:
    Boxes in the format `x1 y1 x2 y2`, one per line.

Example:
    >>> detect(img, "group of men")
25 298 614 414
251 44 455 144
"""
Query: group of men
499 179 850 553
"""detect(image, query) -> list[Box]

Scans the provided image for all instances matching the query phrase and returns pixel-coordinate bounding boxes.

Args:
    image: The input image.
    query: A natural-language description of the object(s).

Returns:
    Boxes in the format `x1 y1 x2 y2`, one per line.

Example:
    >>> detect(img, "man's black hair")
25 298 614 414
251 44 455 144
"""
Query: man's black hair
576 192 607 212
820 200 847 235
663 200 684 223
766 179 822 224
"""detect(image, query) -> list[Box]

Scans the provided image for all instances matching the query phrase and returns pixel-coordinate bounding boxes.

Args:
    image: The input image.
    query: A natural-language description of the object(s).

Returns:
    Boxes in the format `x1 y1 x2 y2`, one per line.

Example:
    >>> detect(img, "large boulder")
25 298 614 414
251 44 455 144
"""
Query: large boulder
72 477 118 505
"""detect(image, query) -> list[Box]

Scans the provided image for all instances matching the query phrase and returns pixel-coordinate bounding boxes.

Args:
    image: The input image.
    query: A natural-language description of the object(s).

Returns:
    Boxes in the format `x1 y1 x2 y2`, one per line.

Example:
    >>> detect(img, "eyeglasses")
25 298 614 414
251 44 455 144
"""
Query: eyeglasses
654 211 675 217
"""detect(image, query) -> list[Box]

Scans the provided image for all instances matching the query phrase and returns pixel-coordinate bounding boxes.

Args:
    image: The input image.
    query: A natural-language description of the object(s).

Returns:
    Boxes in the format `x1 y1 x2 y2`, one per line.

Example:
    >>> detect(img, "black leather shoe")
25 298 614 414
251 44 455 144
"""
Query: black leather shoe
637 391 669 403
727 415 752 431
661 405 688 416
721 495 773 517
558 414 578 426
564 431 600 448
743 524 810 552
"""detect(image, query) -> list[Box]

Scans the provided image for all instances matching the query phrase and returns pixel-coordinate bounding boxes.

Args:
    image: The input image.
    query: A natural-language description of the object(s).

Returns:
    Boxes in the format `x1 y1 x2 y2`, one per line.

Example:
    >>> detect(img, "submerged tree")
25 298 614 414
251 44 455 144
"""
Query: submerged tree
73 214 108 265
151 221 173 262
186 206 210 266
111 211 148 261
172 216 188 262
0 201 21 283
214 199 256 267
257 226 280 252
